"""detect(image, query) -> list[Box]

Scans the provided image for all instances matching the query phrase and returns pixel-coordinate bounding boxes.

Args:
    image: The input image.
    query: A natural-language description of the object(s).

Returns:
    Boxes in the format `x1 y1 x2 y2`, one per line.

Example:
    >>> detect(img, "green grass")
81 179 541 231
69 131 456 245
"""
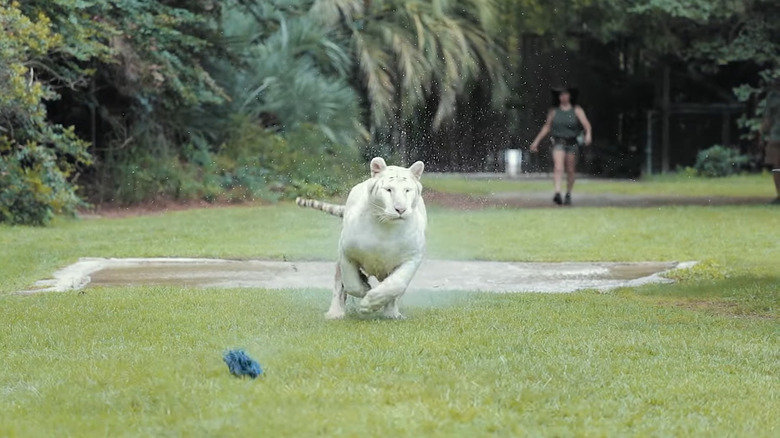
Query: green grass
425 172 776 198
1 202 778 436
1 288 776 436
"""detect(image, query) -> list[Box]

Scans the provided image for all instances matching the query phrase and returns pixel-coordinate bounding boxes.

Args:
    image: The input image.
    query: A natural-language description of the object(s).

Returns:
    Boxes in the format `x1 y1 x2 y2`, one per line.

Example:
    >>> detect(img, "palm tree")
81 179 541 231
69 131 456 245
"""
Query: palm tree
208 3 366 148
310 0 506 162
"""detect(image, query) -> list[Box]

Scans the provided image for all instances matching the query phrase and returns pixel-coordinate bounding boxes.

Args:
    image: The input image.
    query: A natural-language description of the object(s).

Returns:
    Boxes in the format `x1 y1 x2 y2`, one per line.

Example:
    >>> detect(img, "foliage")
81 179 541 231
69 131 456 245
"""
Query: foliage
90 0 368 205
21 0 228 108
213 4 365 147
578 0 780 97
0 2 92 225
311 0 507 130
216 117 364 201
106 118 363 205
2 0 369 216
0 133 90 226
693 145 750 177
4 0 779 222
97 1 368 206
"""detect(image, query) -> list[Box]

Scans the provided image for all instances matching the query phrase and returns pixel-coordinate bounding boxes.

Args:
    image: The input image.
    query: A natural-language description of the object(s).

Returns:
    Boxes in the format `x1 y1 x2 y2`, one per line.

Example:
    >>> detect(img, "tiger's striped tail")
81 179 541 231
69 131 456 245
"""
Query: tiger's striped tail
295 197 345 218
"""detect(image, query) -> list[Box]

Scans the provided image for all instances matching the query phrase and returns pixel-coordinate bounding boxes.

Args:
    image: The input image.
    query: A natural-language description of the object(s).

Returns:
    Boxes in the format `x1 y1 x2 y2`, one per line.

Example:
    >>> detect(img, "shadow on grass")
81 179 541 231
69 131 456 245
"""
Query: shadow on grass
626 276 779 319
338 291 475 322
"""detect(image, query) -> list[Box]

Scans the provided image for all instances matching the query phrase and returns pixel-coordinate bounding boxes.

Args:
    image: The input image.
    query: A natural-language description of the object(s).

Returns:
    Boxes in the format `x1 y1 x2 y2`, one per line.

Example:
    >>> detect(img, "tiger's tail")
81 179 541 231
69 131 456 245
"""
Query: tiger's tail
295 197 345 218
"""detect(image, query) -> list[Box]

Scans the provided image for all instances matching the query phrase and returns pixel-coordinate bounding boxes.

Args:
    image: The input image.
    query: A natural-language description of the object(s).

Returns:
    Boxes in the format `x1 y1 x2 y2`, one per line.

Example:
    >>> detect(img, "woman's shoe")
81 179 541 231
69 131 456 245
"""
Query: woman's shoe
553 193 563 205
564 193 572 205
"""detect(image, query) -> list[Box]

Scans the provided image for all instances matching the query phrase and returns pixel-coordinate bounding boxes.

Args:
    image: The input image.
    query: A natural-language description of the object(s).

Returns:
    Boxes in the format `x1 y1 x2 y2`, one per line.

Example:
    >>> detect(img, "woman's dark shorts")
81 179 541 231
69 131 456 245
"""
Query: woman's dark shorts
551 136 579 154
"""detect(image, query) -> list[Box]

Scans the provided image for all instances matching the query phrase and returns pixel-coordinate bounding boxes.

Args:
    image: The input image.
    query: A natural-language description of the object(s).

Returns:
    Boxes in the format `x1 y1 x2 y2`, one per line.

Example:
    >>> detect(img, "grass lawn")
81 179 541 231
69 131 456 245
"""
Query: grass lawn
1 201 778 436
424 172 776 198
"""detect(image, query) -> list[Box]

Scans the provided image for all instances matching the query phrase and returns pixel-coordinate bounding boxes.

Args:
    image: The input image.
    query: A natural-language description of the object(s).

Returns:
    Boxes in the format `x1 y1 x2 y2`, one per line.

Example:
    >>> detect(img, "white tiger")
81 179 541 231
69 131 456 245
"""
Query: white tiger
296 157 427 319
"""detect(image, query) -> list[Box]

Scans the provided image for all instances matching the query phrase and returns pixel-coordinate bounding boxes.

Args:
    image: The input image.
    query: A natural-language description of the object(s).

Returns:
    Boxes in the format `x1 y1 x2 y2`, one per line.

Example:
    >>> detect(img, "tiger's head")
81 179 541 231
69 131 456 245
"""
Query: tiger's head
368 157 424 221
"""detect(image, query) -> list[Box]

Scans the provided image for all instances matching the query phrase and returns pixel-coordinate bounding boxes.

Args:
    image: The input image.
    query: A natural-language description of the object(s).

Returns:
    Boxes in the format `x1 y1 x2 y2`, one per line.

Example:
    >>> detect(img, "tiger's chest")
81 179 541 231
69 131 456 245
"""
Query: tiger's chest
340 217 424 280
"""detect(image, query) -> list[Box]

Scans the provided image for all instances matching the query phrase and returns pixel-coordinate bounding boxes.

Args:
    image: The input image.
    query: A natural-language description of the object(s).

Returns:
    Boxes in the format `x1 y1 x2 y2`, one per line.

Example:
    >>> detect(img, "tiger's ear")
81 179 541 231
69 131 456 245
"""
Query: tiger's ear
409 161 424 180
370 157 387 177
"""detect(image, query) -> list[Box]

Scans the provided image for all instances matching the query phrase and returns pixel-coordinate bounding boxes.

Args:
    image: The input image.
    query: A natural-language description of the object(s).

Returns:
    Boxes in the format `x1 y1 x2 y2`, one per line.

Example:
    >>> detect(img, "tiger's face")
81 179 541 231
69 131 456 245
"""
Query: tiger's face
369 157 424 221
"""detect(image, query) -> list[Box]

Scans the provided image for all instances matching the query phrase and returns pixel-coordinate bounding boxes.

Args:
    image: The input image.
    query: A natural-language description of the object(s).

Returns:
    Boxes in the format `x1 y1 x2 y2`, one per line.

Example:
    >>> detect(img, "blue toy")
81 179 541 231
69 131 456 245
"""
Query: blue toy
223 349 263 379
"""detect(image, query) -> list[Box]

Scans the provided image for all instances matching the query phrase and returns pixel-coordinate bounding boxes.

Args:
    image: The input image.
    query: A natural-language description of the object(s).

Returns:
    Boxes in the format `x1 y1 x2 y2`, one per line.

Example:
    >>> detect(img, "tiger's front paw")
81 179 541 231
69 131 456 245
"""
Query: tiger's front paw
324 309 346 320
381 308 405 320
358 296 384 314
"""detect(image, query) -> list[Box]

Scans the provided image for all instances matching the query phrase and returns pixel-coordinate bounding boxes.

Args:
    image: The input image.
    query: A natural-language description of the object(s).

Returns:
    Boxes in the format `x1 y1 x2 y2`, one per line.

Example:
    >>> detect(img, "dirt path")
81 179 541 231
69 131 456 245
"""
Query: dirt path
425 190 771 209
78 187 771 219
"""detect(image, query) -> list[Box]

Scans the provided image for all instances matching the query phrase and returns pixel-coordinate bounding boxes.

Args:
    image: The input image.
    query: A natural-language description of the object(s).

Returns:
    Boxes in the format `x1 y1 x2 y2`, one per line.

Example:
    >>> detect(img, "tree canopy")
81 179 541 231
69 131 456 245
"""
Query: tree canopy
1 0 777 224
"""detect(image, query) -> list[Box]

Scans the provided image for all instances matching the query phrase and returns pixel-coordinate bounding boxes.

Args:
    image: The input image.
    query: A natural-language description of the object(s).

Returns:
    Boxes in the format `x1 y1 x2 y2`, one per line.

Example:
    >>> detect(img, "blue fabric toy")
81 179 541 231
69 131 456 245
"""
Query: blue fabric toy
223 349 263 379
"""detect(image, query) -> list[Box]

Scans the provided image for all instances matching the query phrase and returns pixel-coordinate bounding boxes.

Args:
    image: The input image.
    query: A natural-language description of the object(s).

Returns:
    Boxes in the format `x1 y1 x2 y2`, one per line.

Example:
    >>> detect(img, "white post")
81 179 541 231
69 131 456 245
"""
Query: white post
505 149 521 177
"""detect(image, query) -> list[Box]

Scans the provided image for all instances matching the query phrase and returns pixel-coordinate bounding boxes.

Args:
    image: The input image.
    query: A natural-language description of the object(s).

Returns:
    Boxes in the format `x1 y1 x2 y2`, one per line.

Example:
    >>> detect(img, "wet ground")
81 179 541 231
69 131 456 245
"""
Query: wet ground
22 258 695 294
424 190 770 210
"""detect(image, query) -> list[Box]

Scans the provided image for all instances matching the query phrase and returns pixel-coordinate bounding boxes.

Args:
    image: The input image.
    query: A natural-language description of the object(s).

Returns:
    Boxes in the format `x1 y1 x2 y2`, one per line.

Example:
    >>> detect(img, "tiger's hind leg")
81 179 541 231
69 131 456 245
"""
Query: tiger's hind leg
325 263 347 320
380 297 405 320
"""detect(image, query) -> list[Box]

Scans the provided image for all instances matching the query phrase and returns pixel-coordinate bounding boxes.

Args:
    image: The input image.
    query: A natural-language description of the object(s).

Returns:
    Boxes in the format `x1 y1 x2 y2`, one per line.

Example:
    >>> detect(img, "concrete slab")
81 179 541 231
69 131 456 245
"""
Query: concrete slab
19 258 697 295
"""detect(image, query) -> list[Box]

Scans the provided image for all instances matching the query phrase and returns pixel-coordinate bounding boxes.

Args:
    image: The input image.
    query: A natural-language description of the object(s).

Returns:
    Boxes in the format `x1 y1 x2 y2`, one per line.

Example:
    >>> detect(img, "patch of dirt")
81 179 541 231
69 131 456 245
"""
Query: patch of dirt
425 190 772 210
79 198 268 219
76 188 772 219
672 300 775 320
423 191 494 210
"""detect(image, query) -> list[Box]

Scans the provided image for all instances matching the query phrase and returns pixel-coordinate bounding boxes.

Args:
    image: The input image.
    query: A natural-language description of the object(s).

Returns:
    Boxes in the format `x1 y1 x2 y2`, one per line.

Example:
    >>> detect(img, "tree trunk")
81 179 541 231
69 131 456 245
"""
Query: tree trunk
661 65 671 173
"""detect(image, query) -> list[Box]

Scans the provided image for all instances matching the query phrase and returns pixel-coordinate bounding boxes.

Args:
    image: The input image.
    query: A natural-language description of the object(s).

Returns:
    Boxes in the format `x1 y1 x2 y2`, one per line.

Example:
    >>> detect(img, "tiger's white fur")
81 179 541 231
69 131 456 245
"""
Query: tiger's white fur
297 157 426 319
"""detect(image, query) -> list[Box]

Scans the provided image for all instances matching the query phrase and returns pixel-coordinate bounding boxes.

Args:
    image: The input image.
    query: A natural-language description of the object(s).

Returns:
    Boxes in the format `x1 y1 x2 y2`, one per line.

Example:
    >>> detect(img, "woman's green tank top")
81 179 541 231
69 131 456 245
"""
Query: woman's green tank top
767 91 780 141
550 107 582 139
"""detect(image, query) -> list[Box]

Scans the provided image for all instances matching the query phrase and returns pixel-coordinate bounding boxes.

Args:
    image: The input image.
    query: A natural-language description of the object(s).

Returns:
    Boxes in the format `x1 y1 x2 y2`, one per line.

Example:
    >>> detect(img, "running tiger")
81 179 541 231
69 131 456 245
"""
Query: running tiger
296 157 427 319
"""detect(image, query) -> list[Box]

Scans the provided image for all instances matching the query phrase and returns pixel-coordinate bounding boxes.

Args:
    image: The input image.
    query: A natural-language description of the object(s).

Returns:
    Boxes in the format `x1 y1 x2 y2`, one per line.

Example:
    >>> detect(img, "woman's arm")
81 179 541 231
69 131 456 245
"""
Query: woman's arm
574 106 592 145
530 110 555 152
762 99 775 143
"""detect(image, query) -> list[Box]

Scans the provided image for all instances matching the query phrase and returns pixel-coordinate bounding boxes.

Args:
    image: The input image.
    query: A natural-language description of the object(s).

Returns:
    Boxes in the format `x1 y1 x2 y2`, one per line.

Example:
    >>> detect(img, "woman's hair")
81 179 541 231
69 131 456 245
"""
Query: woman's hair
551 86 579 107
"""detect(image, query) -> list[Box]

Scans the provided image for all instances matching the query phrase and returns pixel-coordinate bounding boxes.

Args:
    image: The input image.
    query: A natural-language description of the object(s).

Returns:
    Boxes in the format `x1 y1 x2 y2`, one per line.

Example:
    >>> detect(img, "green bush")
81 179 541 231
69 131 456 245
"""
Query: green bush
0 4 92 225
0 134 90 226
216 117 364 201
693 145 750 178
102 117 364 205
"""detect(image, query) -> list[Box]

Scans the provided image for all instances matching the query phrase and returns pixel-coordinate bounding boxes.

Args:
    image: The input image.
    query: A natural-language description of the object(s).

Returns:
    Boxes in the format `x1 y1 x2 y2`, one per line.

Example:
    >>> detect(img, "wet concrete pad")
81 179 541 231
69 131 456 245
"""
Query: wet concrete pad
21 258 696 294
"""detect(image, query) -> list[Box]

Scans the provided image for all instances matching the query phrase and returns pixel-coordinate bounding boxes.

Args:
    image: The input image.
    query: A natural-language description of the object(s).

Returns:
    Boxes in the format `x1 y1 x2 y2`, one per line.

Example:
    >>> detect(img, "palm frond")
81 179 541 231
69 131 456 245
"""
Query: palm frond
211 4 365 147
353 31 395 127
310 0 365 26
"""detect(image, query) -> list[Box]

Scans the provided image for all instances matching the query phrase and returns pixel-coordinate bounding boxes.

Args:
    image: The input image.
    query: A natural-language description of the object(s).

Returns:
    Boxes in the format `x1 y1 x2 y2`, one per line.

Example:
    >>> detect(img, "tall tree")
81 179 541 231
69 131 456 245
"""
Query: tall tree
310 0 506 162
212 4 364 147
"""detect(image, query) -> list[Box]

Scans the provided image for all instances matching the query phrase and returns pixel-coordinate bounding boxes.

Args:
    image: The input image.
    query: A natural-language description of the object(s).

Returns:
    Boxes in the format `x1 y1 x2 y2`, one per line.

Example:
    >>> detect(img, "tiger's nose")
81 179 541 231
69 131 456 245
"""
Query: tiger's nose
395 206 406 215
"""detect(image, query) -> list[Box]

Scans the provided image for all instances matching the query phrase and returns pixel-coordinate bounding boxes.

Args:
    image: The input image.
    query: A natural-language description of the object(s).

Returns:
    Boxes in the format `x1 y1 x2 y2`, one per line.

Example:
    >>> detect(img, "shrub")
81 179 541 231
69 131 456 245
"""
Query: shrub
101 117 365 206
0 3 92 225
0 133 90 225
693 145 750 178
217 117 364 201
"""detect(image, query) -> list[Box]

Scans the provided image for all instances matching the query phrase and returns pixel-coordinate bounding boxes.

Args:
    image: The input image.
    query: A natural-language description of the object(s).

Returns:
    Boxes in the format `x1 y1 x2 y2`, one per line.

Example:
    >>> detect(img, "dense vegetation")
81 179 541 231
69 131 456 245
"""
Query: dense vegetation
1 0 778 224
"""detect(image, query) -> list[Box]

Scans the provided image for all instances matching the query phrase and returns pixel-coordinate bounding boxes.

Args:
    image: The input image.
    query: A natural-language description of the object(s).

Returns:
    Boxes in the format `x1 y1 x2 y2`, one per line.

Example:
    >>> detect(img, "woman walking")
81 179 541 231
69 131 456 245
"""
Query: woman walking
761 86 780 204
530 87 592 205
